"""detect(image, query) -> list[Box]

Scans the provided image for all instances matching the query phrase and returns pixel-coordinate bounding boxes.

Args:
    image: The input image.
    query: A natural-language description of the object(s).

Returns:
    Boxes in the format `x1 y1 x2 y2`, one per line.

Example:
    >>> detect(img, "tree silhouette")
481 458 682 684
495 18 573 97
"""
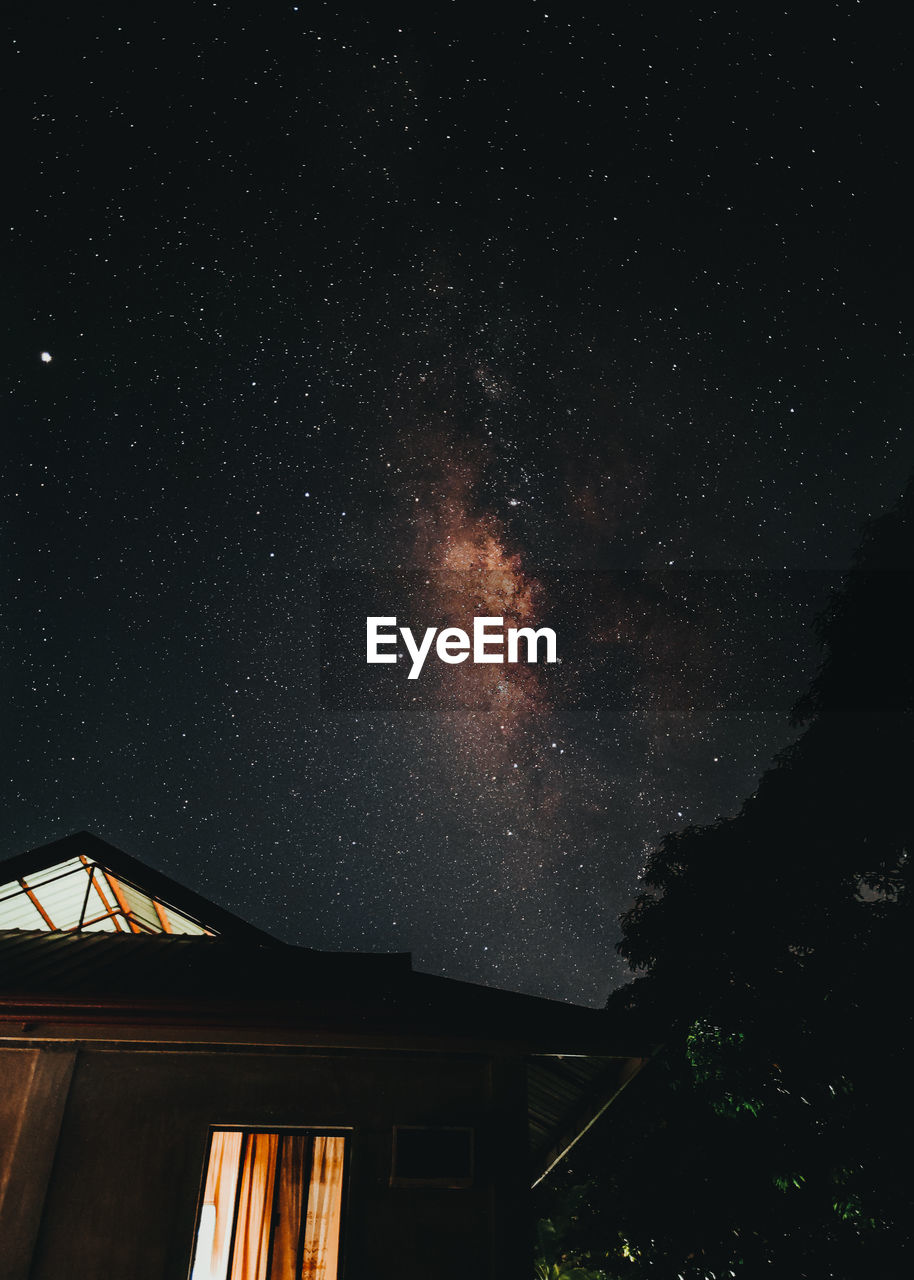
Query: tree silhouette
537 481 914 1277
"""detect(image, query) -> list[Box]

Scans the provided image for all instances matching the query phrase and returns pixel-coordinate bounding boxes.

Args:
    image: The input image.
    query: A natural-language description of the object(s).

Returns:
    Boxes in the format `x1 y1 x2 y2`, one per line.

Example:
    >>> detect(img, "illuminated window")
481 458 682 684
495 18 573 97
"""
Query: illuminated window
191 1130 347 1280
0 855 211 935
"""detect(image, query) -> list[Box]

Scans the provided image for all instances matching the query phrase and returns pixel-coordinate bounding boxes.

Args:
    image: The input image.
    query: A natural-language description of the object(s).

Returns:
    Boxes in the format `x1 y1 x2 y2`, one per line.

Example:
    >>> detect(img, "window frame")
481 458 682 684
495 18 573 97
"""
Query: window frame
389 1124 475 1189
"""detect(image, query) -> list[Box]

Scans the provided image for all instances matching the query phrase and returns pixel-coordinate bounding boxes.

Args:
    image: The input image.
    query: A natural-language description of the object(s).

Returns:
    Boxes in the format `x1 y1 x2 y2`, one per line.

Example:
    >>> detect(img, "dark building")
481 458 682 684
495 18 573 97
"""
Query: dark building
0 833 645 1280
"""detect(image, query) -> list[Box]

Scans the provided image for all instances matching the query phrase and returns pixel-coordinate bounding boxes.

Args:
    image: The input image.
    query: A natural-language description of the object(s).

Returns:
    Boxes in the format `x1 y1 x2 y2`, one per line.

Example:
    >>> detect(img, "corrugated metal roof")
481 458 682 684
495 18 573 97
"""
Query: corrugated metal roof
527 1054 649 1185
0 928 626 1051
0 929 407 1000
527 1055 613 1148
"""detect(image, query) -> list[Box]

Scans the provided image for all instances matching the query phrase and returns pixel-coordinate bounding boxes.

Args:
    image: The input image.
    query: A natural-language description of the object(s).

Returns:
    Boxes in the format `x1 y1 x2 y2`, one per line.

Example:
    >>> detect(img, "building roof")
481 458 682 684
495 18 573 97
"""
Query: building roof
0 833 649 1184
0 926 622 1054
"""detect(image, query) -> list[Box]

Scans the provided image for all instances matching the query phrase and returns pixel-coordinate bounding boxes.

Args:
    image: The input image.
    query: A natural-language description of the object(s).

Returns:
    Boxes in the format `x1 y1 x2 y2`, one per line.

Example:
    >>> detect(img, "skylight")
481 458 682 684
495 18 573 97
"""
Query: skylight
0 854 213 936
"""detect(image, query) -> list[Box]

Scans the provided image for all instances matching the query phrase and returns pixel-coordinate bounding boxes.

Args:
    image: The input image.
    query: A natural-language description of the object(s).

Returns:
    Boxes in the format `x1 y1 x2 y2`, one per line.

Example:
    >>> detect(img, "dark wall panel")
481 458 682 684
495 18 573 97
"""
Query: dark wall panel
21 1045 527 1280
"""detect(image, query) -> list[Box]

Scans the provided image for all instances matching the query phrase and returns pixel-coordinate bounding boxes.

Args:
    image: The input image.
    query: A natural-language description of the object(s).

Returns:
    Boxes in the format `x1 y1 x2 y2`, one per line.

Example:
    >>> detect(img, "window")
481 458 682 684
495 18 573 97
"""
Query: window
390 1126 474 1188
190 1130 347 1280
0 854 212 935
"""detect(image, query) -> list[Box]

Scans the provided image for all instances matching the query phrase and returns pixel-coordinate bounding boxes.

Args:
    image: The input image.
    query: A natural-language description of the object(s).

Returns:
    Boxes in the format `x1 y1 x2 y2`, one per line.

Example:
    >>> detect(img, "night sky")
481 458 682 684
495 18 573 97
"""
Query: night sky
3 5 911 1004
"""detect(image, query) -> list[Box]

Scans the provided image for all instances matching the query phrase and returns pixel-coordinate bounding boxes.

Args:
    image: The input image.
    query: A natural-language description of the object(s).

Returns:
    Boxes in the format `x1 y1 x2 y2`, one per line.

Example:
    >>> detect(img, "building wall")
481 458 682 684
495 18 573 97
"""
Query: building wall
0 1040 530 1280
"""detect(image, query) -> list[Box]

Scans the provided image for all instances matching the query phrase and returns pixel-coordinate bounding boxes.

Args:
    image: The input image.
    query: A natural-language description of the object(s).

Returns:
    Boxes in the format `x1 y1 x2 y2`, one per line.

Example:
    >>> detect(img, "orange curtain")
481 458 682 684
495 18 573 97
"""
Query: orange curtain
269 1135 308 1280
300 1136 346 1280
193 1132 344 1280
193 1130 243 1280
229 1132 280 1280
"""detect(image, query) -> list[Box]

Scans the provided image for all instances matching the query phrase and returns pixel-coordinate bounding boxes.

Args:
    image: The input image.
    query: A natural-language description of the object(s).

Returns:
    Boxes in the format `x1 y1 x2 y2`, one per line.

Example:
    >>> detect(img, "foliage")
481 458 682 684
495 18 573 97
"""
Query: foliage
533 1185 612 1280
